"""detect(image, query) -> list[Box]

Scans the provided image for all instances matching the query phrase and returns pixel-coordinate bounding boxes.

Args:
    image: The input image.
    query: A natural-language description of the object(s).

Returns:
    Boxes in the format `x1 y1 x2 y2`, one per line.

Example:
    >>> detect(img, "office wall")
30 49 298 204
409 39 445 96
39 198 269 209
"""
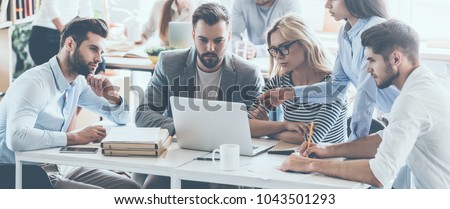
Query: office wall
91 0 155 25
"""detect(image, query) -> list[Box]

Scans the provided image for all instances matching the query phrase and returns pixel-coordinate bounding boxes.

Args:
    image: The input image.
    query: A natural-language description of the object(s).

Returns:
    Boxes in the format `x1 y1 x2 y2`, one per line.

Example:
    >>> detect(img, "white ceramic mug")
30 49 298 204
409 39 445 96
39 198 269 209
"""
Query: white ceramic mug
212 144 240 171
234 42 247 58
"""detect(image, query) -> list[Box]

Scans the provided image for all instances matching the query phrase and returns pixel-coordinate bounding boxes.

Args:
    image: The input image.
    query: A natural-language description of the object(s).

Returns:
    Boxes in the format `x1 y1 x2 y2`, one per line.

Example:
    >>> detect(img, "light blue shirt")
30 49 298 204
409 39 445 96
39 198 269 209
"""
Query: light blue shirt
293 17 399 140
0 56 129 163
231 0 302 57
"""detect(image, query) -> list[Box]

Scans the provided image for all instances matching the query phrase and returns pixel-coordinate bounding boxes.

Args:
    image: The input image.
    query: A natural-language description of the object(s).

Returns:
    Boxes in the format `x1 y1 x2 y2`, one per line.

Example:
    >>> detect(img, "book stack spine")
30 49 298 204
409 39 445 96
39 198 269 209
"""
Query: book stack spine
101 137 172 157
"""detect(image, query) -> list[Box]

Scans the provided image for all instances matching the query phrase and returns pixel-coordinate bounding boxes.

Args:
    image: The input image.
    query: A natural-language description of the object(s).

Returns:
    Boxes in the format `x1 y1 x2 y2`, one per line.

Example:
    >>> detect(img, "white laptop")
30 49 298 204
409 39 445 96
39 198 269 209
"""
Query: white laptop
170 96 277 156
168 21 194 49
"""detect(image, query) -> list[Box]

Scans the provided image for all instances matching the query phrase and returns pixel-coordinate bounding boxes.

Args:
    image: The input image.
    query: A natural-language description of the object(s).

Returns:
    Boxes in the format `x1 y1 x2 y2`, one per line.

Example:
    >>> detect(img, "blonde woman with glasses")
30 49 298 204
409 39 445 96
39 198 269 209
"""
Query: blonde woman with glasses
249 14 347 144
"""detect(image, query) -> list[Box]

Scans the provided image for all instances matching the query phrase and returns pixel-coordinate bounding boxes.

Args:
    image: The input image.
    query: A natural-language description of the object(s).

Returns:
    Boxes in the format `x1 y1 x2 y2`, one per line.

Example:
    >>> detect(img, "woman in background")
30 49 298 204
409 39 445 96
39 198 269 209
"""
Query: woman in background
249 14 347 144
136 0 195 46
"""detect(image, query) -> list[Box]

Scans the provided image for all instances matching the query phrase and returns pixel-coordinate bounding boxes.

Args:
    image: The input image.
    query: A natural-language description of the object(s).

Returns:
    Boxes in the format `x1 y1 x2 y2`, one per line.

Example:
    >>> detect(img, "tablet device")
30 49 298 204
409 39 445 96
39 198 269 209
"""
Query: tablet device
59 146 98 154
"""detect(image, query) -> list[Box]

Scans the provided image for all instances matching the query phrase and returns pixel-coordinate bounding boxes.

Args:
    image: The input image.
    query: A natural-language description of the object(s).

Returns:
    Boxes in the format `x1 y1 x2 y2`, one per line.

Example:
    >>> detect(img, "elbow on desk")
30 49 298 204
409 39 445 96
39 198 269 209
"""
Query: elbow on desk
6 127 32 152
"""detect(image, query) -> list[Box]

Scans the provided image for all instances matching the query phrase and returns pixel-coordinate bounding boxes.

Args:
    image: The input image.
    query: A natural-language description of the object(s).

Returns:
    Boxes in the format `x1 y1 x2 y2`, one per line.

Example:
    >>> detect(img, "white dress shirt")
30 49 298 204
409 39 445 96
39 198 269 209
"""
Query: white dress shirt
32 0 93 29
369 66 450 188
231 0 302 58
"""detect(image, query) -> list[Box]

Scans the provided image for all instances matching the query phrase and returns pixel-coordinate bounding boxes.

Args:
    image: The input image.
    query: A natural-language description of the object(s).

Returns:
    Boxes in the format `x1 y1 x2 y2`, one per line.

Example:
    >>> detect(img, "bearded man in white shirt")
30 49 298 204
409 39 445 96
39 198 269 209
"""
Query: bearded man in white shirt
0 18 140 189
280 20 450 189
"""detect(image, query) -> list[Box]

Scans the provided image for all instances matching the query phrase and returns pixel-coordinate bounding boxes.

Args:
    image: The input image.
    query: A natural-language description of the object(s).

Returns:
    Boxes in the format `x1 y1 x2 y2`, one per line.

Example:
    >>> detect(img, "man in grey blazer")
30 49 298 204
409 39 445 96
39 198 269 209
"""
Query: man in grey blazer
134 3 264 189
135 3 264 136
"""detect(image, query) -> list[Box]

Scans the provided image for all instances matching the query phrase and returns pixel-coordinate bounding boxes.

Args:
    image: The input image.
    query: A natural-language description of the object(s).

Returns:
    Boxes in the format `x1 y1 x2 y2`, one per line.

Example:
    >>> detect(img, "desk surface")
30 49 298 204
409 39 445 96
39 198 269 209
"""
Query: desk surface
15 143 208 177
15 123 368 189
176 151 368 189
105 56 155 72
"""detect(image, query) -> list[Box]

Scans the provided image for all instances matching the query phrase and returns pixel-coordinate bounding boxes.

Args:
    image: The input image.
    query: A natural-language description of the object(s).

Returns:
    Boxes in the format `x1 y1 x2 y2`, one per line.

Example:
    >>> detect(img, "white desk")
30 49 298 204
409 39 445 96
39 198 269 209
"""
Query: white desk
105 57 155 72
15 143 208 189
174 151 369 189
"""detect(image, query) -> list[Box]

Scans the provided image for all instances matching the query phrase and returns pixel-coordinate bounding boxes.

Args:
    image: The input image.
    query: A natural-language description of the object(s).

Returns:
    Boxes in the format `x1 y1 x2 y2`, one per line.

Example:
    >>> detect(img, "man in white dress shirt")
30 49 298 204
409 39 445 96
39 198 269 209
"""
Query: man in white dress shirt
280 20 450 189
0 18 140 189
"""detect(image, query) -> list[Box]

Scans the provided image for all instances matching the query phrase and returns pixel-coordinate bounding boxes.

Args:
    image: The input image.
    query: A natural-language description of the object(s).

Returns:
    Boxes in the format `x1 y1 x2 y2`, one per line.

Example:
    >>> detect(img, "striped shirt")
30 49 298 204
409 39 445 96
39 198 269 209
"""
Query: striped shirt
261 72 348 144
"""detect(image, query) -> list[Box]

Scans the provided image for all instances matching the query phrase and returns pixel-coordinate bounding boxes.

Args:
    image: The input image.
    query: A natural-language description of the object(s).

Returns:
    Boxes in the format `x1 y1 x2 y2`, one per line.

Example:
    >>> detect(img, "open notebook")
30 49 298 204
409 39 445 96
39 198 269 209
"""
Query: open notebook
104 42 148 58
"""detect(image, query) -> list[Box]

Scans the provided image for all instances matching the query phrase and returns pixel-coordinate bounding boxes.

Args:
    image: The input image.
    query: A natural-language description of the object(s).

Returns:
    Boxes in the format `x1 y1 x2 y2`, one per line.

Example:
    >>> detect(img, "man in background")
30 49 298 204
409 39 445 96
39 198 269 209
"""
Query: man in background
231 0 302 59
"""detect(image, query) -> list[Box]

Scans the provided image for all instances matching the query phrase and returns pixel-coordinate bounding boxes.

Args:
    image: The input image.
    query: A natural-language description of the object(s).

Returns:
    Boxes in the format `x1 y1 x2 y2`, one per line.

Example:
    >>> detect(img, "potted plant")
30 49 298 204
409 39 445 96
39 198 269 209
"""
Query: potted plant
146 47 176 63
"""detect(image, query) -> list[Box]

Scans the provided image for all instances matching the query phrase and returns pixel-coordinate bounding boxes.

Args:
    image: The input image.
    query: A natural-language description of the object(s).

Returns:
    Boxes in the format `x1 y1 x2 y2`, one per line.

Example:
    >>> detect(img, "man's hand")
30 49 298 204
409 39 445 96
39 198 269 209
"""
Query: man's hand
246 42 256 60
257 87 295 109
86 74 121 105
67 125 107 145
298 141 329 159
280 153 314 173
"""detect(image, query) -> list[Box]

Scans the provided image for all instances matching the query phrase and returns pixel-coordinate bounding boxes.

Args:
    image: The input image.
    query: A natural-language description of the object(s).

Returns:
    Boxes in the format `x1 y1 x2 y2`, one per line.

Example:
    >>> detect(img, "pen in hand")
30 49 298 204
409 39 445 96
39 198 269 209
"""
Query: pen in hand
306 121 314 159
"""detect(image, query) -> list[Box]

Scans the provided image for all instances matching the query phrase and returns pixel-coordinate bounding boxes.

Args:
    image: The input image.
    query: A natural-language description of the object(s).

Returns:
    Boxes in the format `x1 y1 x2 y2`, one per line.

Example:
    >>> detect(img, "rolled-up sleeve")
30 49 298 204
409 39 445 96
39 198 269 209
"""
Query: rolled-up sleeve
6 78 67 152
77 79 130 125
369 94 431 186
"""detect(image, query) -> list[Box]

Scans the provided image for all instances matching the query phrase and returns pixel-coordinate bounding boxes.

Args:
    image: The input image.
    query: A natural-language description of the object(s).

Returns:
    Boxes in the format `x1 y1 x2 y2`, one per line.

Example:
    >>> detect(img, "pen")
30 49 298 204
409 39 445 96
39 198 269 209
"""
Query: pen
306 121 314 159
194 157 219 161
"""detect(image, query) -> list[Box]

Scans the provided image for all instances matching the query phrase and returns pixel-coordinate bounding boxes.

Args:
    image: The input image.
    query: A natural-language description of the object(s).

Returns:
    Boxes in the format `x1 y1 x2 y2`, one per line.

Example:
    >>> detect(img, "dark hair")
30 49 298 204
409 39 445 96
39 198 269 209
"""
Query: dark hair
60 18 109 49
192 3 229 28
361 20 420 64
159 0 175 43
344 0 388 19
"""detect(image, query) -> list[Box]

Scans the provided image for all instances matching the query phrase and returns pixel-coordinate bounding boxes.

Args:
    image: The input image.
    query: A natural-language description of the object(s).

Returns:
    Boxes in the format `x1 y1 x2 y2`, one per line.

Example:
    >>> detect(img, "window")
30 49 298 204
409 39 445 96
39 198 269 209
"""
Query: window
302 0 449 47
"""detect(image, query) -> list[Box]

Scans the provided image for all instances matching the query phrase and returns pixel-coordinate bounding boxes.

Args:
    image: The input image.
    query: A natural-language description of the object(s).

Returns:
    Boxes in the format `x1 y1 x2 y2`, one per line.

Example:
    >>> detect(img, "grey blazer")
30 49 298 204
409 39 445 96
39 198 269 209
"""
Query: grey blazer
135 47 264 134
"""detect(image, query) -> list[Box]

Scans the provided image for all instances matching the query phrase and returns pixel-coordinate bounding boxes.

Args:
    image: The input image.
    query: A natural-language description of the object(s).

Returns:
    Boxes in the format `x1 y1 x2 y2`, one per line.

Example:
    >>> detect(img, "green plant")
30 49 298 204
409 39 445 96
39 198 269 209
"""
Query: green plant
146 47 176 56
11 22 34 78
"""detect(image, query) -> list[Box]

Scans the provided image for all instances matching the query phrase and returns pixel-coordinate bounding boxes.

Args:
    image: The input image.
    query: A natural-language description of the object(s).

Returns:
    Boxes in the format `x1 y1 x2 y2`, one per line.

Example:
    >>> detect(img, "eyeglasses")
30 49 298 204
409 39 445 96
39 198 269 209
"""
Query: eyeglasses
267 40 299 58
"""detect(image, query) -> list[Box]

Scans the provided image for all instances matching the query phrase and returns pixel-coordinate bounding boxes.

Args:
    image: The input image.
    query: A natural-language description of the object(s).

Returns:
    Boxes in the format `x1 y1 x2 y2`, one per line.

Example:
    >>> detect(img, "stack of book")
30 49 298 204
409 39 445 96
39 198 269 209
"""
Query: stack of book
101 127 172 157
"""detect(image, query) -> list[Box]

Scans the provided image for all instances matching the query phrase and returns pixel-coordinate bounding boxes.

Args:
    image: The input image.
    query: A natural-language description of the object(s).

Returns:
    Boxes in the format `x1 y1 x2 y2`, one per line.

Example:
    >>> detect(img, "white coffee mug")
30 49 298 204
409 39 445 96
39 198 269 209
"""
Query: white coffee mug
212 144 240 171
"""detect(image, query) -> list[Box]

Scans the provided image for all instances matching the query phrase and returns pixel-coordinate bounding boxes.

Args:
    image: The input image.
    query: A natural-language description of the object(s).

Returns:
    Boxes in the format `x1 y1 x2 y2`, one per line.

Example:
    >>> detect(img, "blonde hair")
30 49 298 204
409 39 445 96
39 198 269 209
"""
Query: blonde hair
266 14 334 77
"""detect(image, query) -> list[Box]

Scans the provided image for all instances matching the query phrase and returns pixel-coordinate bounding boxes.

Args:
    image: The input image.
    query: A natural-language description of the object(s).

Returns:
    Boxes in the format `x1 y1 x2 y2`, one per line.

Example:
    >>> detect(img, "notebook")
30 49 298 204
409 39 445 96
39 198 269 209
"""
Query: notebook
102 137 173 157
168 21 194 49
267 141 299 155
170 96 277 156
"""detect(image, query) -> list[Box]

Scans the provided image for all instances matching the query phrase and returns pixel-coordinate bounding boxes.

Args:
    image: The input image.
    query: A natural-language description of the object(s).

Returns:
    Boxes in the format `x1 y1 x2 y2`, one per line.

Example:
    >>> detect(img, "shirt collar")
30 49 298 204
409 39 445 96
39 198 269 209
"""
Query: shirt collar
49 56 74 92
344 18 369 40
403 65 428 90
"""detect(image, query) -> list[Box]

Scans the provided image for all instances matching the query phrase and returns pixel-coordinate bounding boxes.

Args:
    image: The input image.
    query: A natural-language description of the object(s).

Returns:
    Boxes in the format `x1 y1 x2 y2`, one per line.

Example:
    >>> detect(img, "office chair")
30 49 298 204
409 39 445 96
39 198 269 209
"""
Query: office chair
346 117 386 137
0 164 53 189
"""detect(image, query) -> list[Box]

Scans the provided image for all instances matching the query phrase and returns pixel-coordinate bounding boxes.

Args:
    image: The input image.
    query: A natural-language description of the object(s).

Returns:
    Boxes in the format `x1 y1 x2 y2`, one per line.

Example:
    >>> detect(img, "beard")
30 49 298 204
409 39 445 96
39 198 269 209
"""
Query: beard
197 50 221 69
68 48 93 76
377 63 399 89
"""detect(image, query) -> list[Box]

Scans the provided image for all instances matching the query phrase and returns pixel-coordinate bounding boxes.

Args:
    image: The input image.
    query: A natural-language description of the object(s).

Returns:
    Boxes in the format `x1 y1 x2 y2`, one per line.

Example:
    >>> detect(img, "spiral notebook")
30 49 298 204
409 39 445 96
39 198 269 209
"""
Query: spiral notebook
267 141 299 155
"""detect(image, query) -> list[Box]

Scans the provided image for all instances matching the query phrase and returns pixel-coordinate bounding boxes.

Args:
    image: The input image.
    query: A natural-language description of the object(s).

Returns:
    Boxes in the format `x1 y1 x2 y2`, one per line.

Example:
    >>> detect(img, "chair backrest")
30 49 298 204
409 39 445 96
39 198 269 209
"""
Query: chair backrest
347 117 386 137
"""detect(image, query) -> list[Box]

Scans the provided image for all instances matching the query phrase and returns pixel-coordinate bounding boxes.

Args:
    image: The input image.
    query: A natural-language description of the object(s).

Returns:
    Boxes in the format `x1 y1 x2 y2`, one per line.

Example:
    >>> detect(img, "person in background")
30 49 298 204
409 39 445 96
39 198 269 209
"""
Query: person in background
134 3 264 188
135 0 195 46
231 0 302 59
258 0 398 141
281 20 450 189
249 14 347 145
0 18 140 189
